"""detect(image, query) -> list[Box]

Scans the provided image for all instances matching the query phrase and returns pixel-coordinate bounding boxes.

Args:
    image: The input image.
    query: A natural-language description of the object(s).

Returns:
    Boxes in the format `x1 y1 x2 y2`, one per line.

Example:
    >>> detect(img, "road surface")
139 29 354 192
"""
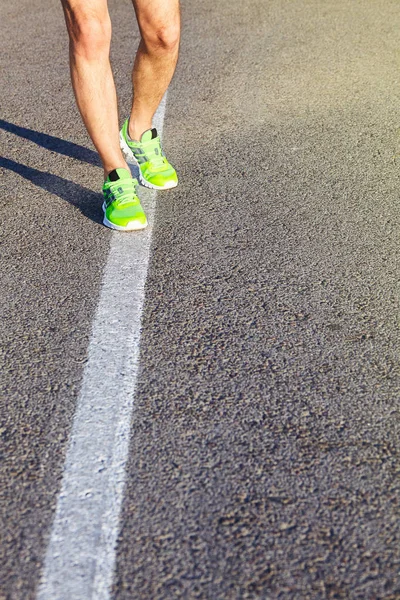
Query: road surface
1 0 399 598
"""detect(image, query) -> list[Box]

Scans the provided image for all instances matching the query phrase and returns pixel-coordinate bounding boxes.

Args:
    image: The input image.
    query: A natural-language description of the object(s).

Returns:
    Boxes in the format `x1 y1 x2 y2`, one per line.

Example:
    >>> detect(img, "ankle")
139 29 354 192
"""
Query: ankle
128 118 152 142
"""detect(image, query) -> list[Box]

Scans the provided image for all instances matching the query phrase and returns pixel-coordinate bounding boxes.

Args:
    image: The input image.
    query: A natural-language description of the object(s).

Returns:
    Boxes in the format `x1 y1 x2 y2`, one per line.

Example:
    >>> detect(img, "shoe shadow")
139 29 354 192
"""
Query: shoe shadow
0 119 102 168
0 156 103 225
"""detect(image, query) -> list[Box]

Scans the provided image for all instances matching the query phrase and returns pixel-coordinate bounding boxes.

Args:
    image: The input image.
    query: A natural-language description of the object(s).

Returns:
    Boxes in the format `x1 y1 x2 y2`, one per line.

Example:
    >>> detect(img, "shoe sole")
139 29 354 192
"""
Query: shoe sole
102 202 148 231
119 132 178 190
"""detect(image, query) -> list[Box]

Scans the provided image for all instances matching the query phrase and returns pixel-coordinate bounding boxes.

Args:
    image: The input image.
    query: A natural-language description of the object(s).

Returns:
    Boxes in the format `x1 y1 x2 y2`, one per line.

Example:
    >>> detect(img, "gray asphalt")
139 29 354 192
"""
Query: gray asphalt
1 0 399 599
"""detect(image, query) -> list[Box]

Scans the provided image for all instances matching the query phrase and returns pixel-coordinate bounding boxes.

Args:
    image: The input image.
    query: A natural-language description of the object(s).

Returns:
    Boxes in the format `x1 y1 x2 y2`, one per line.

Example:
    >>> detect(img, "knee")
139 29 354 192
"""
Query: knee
141 19 180 54
66 10 112 60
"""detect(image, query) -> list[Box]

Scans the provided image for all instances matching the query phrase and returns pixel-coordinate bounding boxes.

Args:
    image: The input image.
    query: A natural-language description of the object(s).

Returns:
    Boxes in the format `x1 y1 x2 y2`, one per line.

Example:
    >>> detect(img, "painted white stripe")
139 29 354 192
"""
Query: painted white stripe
37 96 168 600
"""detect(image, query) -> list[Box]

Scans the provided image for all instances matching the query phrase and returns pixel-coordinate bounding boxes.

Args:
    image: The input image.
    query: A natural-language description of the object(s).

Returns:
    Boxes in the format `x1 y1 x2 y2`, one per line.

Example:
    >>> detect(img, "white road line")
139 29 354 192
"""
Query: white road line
37 96 168 600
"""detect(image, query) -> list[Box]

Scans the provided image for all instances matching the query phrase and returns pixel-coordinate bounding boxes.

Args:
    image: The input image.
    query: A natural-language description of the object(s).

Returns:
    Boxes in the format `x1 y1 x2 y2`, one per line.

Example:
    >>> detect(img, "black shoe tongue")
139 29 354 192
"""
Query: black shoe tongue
140 128 158 142
108 168 120 182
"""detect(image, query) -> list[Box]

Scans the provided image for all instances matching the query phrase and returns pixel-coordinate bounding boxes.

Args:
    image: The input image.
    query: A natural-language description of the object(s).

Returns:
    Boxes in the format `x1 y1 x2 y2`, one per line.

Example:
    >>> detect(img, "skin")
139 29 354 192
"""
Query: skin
61 0 180 179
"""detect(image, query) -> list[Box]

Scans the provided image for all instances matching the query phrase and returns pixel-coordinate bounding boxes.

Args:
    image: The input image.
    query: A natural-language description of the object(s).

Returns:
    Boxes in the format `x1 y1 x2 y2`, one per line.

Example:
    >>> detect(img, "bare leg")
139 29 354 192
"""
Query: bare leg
129 0 180 141
61 0 129 178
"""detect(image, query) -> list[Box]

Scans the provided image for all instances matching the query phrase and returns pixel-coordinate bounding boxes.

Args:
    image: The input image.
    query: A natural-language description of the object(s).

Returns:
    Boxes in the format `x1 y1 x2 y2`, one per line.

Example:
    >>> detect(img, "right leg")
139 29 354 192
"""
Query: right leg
61 0 129 178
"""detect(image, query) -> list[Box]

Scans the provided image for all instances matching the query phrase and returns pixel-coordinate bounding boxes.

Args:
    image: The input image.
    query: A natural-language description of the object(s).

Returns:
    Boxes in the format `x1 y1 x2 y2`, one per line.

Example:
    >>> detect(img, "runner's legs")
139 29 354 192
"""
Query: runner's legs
61 0 129 177
128 0 180 140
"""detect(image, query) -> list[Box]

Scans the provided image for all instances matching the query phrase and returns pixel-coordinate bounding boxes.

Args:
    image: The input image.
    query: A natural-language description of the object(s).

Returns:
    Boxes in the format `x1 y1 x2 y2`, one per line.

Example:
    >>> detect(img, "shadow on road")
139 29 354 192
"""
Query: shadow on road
0 156 103 225
0 119 141 223
0 119 101 167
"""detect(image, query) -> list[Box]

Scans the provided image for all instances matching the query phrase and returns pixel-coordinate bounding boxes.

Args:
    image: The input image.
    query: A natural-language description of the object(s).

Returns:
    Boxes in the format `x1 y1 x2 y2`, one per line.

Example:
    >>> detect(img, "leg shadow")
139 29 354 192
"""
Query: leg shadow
0 157 103 225
0 119 101 167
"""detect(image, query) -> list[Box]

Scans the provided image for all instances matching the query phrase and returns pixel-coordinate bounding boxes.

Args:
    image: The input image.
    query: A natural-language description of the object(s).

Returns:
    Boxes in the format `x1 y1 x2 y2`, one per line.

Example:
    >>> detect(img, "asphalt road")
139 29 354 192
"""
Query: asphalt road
1 0 400 599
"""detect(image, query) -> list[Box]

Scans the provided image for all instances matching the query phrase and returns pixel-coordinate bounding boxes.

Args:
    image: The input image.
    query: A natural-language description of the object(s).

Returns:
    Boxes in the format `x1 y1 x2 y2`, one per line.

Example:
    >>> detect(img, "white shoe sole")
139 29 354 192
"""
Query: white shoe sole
119 132 178 190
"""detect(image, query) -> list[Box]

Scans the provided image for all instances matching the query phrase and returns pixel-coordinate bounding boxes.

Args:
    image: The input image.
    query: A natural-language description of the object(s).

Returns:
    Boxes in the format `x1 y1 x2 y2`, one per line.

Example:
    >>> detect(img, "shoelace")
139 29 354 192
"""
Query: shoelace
108 179 138 206
140 138 166 169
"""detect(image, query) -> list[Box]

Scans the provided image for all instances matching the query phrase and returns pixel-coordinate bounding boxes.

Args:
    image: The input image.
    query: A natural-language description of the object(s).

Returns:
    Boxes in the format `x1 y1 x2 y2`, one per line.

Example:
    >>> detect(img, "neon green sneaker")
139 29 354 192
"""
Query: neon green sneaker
120 120 178 190
102 168 147 231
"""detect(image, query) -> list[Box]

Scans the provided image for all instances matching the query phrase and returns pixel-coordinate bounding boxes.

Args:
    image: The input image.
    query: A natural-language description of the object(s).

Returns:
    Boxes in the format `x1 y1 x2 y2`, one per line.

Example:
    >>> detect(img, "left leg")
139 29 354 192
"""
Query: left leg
119 0 180 189
129 0 180 141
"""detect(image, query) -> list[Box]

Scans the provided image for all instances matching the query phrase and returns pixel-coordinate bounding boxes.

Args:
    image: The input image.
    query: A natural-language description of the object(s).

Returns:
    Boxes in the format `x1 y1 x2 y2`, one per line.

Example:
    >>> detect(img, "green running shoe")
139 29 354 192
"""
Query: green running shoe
102 168 147 231
120 119 178 190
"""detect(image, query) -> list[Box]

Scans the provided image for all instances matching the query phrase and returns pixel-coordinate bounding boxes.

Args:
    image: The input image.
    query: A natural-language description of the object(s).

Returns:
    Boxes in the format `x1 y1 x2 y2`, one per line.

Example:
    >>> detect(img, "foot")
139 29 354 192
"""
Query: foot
102 168 147 231
120 119 178 190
